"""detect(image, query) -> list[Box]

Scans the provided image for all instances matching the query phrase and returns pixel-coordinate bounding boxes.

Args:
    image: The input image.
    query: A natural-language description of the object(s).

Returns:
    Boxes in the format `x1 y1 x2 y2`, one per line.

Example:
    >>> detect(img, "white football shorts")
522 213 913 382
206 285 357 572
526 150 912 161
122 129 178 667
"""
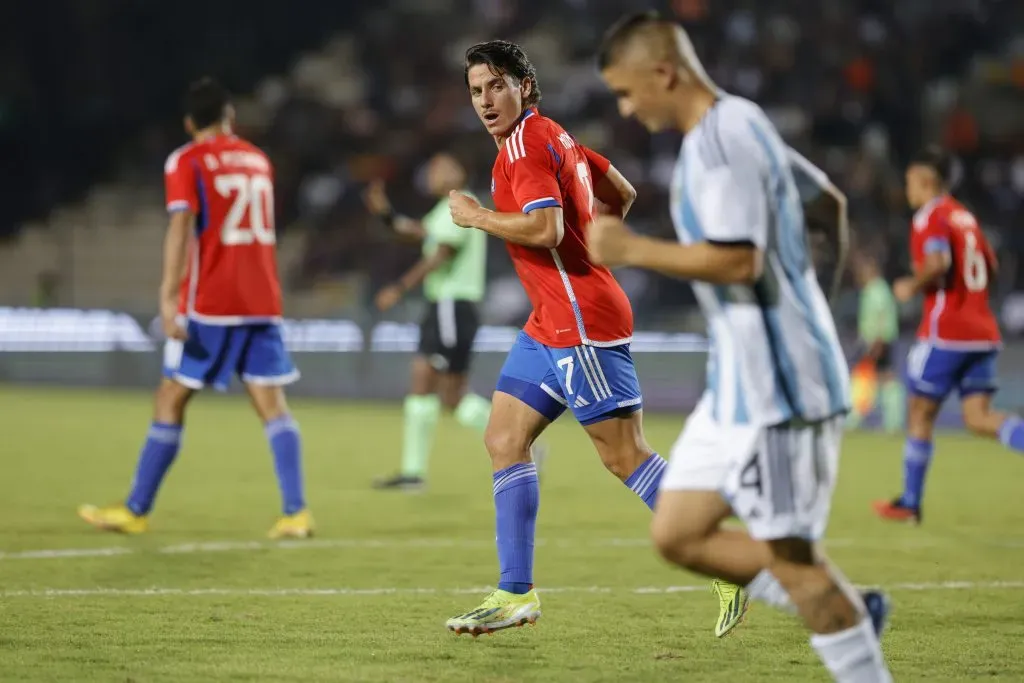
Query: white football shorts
661 396 844 541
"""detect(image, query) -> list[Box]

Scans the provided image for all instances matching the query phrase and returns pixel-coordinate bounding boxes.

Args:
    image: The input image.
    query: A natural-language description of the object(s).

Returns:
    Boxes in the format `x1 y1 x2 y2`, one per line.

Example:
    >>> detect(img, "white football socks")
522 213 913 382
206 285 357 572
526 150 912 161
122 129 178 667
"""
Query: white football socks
811 617 892 682
746 569 797 614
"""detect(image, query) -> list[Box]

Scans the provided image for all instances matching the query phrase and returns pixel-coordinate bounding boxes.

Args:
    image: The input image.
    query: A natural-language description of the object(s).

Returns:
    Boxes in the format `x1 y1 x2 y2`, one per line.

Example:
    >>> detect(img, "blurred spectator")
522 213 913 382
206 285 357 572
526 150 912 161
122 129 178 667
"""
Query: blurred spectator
4 0 1024 330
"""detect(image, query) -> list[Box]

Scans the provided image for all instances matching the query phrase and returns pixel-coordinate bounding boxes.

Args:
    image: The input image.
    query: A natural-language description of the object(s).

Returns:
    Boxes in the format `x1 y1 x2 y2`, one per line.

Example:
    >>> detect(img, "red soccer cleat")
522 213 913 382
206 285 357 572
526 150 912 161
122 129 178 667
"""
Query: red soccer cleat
872 498 922 524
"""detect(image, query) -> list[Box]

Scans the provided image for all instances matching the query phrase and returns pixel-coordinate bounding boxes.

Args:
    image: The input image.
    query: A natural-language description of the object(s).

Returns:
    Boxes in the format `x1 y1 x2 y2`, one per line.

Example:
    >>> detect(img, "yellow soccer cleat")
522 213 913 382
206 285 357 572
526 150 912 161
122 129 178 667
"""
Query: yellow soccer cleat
446 588 542 636
713 579 750 638
77 503 148 534
268 509 314 539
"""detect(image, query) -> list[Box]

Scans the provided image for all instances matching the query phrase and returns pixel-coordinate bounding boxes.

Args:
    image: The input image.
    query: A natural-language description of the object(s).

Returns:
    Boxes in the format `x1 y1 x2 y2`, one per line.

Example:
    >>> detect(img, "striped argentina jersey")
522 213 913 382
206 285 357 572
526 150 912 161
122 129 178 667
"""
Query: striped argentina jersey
670 95 850 426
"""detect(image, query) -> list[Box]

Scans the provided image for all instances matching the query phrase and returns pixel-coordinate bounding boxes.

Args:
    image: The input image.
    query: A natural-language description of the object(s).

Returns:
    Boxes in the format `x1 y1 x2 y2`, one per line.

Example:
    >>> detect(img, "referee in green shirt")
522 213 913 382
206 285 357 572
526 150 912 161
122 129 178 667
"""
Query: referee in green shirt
364 154 492 490
849 249 905 432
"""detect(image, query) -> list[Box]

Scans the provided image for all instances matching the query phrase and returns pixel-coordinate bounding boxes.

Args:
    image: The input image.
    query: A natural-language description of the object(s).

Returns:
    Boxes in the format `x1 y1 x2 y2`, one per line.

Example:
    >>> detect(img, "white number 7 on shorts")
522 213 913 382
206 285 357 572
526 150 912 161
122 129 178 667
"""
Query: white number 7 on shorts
556 356 575 396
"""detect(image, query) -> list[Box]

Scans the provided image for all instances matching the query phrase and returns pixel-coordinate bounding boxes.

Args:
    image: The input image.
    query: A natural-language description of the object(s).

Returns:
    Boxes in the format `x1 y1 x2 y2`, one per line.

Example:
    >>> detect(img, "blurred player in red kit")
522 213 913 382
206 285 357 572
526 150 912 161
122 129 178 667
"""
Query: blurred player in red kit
875 146 1024 524
443 40 745 638
78 78 312 539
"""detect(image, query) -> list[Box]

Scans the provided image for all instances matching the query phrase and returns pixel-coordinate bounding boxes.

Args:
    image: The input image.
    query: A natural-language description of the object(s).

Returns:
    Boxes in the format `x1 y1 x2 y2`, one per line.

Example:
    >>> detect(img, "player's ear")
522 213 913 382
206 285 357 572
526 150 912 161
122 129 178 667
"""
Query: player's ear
224 103 237 130
183 116 195 136
521 77 533 103
668 64 689 91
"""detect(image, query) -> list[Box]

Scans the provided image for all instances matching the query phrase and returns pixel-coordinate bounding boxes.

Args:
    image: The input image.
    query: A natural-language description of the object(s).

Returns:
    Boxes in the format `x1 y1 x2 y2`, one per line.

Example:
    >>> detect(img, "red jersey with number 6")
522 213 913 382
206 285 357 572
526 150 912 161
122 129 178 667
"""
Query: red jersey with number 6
490 108 633 348
164 134 282 324
910 195 999 348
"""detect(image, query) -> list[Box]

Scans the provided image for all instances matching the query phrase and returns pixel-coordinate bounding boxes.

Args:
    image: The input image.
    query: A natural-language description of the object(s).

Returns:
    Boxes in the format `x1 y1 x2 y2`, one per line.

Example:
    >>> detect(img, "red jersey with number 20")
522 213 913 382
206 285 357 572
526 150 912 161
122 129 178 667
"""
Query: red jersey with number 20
491 108 633 348
911 195 999 347
164 134 282 324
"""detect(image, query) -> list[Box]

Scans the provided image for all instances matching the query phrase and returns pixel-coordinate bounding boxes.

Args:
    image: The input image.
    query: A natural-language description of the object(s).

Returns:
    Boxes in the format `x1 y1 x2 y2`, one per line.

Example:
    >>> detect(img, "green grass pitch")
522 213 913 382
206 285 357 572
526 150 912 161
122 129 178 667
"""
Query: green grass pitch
0 385 1022 682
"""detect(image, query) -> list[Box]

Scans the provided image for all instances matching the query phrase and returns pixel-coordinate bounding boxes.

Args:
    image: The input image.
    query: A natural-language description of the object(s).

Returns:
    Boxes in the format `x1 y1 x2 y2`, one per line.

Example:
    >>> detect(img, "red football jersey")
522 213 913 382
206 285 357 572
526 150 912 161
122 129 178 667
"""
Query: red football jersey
164 134 282 324
910 195 1000 347
491 109 633 348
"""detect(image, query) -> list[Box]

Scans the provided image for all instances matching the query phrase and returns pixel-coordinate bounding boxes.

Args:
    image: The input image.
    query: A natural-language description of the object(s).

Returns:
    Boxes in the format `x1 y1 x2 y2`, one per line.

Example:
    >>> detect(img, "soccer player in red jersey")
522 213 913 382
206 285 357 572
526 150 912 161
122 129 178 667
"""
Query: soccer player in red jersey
443 41 745 637
874 147 1024 524
78 78 312 539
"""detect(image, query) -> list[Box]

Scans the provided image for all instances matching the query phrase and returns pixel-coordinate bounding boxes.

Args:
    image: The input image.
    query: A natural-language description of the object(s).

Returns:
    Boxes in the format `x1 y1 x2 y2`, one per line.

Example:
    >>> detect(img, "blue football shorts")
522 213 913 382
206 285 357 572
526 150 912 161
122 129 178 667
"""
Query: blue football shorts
495 330 642 425
163 320 299 391
904 341 998 402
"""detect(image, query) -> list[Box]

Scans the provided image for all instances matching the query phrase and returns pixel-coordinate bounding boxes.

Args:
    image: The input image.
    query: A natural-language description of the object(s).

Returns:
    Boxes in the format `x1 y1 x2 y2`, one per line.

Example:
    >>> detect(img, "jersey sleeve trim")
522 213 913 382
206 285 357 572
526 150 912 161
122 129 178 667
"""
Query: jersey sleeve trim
167 200 193 213
924 237 950 254
523 197 561 213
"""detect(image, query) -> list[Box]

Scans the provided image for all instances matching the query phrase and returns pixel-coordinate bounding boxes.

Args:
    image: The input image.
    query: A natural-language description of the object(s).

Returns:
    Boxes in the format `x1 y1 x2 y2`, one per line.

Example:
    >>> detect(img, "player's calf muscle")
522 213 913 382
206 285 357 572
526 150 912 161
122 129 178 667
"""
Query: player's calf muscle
769 540 859 633
961 396 1003 437
585 414 652 480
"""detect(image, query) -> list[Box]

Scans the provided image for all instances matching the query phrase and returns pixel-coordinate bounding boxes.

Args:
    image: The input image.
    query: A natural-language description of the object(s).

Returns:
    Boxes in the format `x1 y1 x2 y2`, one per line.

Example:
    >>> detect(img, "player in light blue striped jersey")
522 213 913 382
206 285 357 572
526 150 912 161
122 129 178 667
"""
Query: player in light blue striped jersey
590 12 892 683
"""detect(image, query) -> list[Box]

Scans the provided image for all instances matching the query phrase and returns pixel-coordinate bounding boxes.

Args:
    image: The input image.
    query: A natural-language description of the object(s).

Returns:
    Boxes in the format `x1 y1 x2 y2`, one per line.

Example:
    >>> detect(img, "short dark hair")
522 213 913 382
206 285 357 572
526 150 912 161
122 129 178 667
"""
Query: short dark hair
909 145 954 185
464 40 541 106
598 10 662 70
184 77 230 130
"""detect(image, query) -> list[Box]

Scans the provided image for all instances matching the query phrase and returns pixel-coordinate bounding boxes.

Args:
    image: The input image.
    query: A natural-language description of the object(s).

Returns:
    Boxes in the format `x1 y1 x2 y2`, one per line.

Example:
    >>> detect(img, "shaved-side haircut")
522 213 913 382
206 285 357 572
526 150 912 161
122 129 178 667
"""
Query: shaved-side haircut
598 11 714 89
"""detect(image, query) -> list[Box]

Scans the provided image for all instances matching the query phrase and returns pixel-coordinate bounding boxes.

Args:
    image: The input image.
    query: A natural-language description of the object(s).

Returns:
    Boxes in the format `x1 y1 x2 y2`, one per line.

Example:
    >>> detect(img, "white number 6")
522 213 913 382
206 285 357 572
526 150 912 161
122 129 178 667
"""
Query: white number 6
962 232 988 292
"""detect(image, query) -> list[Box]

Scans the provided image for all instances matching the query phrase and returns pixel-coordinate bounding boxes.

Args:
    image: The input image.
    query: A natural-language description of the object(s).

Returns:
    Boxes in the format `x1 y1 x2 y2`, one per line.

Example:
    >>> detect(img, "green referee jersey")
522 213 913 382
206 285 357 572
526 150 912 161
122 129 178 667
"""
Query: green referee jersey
858 277 898 344
422 192 486 303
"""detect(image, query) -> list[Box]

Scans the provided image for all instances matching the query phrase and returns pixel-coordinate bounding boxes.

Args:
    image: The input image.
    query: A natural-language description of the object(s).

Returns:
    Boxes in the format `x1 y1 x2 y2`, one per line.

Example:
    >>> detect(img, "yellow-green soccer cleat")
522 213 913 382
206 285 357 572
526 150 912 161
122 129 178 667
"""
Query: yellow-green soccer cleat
77 503 148 534
446 589 542 636
713 579 750 637
268 509 315 539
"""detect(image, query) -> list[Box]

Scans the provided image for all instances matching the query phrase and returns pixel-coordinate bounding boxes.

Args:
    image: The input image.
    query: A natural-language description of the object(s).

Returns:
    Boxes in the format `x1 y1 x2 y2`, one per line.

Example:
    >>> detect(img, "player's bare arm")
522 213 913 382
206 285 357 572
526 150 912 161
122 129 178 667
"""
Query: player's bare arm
592 163 636 219
160 210 192 340
894 250 950 302
450 191 563 249
376 244 458 311
588 215 762 285
364 180 426 240
804 183 849 301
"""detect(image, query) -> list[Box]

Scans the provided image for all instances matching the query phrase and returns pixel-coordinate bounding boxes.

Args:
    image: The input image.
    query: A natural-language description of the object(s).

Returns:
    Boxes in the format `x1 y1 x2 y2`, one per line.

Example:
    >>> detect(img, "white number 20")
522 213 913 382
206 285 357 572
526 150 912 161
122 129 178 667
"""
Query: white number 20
215 173 275 246
557 356 575 395
576 162 595 214
962 231 988 292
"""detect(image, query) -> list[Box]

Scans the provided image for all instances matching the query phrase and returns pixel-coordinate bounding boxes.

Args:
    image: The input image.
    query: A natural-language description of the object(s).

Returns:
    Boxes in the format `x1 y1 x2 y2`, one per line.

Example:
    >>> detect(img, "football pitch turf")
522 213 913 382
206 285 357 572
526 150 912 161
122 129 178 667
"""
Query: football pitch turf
1 385 1022 682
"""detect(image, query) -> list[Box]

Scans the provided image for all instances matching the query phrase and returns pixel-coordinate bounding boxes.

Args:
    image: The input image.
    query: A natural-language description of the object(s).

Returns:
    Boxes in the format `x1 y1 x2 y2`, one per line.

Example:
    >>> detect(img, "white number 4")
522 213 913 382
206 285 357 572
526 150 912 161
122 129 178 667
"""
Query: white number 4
557 356 575 395
214 173 276 246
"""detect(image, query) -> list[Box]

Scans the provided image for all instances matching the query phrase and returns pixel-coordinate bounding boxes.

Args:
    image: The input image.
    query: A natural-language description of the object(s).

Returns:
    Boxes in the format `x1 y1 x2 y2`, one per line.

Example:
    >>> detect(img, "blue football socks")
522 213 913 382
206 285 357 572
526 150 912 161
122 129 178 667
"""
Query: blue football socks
901 437 934 509
126 422 183 516
493 463 539 594
998 415 1024 453
624 453 668 510
266 415 306 515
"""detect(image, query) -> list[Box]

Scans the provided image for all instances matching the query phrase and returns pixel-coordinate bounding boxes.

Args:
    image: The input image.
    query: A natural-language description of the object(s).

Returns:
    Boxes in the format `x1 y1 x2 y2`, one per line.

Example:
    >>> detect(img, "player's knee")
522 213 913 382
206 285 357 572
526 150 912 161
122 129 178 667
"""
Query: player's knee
244 385 288 423
483 425 530 467
438 388 462 413
153 380 192 422
907 400 937 439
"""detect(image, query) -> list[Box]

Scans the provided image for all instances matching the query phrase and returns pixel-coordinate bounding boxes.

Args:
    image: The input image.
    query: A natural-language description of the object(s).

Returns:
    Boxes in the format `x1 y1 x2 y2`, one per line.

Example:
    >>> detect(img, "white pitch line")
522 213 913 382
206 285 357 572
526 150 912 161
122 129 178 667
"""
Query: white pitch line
2 536 1023 562
3 581 1024 599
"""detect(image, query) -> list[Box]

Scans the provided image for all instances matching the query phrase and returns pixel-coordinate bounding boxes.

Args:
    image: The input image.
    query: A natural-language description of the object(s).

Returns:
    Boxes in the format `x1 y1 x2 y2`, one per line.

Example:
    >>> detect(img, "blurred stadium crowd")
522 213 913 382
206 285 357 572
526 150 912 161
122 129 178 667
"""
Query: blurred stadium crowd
3 0 1024 331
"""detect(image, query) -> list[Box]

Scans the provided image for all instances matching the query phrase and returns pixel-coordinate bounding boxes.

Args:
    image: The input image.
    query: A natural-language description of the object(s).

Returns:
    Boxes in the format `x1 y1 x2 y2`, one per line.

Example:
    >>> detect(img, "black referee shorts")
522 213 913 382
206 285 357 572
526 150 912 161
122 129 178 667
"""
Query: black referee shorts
875 342 893 373
418 299 480 374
